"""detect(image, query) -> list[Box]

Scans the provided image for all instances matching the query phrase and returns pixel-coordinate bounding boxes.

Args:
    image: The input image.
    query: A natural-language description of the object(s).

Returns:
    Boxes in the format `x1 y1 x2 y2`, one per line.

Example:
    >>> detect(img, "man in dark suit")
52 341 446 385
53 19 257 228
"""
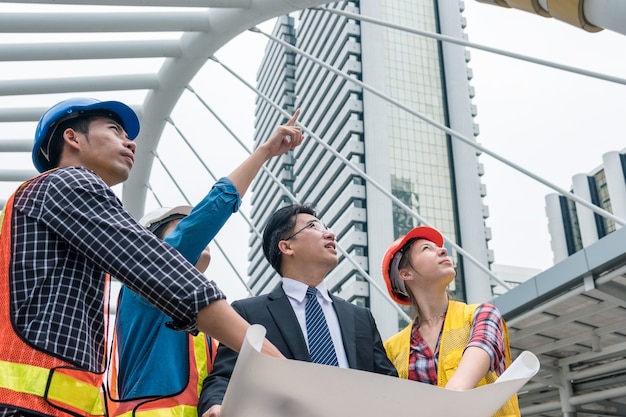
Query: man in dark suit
198 203 397 417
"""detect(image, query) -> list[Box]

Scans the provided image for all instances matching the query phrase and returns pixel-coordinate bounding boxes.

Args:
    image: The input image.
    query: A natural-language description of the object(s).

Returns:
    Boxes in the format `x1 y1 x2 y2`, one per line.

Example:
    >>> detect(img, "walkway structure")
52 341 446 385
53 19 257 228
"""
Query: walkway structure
478 0 626 36
1 1 625 416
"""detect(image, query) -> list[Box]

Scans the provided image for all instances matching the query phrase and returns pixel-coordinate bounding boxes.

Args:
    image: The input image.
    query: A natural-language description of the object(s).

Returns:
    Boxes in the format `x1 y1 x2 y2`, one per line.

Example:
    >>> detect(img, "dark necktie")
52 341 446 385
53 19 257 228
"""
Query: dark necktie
304 286 339 366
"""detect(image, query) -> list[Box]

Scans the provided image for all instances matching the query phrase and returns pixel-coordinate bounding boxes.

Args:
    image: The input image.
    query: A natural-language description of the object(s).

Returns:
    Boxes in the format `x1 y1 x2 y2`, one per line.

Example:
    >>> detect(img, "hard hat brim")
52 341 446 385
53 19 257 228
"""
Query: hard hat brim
140 205 193 233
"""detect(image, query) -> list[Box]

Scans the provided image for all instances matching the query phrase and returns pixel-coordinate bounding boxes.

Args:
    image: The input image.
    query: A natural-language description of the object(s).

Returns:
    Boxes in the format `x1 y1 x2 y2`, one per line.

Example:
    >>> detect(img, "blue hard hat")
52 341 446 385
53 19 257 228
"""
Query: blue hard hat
33 97 140 173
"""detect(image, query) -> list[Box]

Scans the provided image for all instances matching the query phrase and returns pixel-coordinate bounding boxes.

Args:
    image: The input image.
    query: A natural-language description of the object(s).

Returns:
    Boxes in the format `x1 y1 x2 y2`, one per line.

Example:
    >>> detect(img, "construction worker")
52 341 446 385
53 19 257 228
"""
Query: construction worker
107 110 304 417
381 226 520 417
0 97 290 417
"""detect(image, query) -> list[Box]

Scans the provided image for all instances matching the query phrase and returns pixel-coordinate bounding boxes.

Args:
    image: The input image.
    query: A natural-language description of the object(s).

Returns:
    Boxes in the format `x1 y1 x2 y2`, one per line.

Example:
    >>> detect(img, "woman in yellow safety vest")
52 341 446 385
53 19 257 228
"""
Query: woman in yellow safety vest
381 226 520 417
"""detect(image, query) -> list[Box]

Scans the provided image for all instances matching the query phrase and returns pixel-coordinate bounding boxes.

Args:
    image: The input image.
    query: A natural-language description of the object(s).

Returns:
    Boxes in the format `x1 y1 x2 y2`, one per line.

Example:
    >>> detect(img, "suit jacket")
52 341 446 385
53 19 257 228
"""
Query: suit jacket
197 285 398 414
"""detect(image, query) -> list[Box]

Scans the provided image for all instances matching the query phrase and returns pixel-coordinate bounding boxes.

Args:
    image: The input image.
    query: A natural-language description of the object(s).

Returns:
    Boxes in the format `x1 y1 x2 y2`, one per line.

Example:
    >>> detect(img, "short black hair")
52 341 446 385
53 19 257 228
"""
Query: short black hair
262 203 317 275
46 117 89 168
46 112 124 168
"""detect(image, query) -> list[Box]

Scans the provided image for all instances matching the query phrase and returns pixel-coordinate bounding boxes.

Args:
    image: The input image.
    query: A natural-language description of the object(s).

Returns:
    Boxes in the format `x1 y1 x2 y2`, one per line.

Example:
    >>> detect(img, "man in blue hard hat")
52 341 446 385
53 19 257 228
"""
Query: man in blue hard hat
0 98 294 417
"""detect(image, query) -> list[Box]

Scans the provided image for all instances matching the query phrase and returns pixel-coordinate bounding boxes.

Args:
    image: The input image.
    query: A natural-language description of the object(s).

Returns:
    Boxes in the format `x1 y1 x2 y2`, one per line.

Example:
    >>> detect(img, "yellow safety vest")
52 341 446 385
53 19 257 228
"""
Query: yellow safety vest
384 300 520 417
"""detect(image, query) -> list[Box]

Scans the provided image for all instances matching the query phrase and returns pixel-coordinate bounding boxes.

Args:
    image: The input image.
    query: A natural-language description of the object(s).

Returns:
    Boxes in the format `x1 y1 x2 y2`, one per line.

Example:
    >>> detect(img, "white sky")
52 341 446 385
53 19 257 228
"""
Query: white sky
461 2 626 272
1 1 625 300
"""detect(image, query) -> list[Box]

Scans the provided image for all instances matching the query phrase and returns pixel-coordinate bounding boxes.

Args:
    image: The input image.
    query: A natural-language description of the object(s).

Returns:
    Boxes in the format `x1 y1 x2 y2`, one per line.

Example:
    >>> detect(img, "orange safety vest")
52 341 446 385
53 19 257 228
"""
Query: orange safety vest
106 329 217 417
0 179 106 417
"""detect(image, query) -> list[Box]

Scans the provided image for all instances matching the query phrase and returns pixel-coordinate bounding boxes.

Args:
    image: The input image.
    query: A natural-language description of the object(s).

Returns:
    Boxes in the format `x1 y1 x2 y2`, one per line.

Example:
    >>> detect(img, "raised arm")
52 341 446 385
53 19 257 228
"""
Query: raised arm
162 110 303 264
228 109 302 197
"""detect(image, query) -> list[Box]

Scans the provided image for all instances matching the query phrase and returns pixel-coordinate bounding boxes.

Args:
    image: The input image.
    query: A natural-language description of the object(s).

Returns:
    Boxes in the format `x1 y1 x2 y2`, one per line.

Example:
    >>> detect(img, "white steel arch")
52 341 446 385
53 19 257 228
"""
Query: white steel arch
122 0 332 217
0 0 331 215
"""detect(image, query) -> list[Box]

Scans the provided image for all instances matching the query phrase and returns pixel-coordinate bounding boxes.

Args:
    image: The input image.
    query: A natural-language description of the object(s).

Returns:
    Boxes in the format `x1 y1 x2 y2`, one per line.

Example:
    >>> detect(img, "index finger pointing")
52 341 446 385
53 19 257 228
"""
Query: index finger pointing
286 108 301 126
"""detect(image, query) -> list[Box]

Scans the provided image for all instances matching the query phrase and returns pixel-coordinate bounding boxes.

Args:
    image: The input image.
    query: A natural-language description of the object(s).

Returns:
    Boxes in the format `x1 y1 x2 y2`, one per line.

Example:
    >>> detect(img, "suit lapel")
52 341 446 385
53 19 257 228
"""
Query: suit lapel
267 286 311 361
331 296 357 368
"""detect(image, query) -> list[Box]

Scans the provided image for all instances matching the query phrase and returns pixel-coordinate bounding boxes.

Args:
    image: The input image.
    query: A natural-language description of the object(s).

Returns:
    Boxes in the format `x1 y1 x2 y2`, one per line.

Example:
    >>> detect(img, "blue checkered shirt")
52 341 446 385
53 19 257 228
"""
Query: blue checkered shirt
6 167 225 372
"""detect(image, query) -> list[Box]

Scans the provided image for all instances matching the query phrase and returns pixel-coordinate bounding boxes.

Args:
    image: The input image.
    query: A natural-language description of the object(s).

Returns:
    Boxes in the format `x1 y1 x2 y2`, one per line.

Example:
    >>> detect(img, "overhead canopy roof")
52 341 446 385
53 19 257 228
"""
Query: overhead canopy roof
495 226 626 416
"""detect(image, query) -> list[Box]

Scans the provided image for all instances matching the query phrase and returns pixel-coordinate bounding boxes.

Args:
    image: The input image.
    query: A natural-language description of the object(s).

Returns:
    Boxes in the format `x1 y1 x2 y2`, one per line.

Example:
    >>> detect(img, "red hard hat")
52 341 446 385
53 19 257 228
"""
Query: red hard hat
381 226 444 305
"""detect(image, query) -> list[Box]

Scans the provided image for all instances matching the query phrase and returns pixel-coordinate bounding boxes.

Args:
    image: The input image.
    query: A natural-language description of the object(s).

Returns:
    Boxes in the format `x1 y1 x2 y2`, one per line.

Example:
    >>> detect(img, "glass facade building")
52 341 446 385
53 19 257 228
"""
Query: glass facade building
248 0 491 338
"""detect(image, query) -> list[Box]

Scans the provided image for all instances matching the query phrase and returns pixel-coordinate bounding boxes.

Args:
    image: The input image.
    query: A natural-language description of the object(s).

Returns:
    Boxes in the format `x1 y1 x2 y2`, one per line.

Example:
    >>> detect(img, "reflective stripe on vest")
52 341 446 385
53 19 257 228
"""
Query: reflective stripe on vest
107 327 217 417
0 361 104 415
0 178 106 417
111 402 197 417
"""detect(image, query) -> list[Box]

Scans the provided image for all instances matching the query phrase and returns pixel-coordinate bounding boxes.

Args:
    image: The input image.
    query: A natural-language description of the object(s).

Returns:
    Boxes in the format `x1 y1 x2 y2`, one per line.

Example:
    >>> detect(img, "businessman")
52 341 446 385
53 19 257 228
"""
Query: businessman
198 203 397 417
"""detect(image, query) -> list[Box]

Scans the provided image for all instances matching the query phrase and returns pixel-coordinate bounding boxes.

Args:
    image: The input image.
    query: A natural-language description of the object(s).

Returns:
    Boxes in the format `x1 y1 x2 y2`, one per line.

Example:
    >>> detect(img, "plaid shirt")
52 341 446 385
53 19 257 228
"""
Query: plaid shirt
7 167 225 372
408 303 505 384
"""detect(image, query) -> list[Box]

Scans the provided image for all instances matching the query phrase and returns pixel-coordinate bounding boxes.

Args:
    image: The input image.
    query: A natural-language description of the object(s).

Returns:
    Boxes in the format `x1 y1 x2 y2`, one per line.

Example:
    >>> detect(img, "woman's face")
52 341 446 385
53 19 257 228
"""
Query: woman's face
402 238 456 287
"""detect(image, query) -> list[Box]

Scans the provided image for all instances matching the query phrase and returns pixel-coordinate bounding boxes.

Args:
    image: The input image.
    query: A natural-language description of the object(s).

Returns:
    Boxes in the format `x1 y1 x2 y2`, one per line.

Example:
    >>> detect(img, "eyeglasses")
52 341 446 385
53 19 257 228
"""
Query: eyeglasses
284 219 328 240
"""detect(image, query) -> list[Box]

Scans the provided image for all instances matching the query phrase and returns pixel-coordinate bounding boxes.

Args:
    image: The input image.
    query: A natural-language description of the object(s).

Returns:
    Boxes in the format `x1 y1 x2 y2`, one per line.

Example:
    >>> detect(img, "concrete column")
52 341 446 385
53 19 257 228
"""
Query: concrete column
545 193 569 263
602 151 626 228
572 173 599 247
439 0 492 302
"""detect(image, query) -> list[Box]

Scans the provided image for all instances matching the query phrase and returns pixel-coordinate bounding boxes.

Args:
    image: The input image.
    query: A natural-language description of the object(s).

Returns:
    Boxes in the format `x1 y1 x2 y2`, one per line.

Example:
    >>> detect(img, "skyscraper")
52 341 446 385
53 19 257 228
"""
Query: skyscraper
248 0 491 338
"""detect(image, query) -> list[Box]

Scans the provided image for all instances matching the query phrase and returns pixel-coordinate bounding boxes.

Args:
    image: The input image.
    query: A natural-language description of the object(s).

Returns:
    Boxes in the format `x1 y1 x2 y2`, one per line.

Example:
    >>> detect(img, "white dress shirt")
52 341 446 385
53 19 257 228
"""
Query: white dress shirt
282 277 349 368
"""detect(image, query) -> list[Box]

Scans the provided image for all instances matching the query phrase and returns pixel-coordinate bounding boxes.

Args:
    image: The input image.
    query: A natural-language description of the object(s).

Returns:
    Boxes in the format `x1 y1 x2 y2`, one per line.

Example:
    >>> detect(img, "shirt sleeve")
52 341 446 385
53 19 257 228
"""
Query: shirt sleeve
466 303 506 375
35 167 225 332
164 177 241 265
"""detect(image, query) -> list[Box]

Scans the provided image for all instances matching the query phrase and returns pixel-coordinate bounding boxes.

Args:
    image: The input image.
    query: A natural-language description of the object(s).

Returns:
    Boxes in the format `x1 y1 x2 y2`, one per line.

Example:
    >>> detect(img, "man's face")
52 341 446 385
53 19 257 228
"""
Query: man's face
286 213 338 272
69 116 136 186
